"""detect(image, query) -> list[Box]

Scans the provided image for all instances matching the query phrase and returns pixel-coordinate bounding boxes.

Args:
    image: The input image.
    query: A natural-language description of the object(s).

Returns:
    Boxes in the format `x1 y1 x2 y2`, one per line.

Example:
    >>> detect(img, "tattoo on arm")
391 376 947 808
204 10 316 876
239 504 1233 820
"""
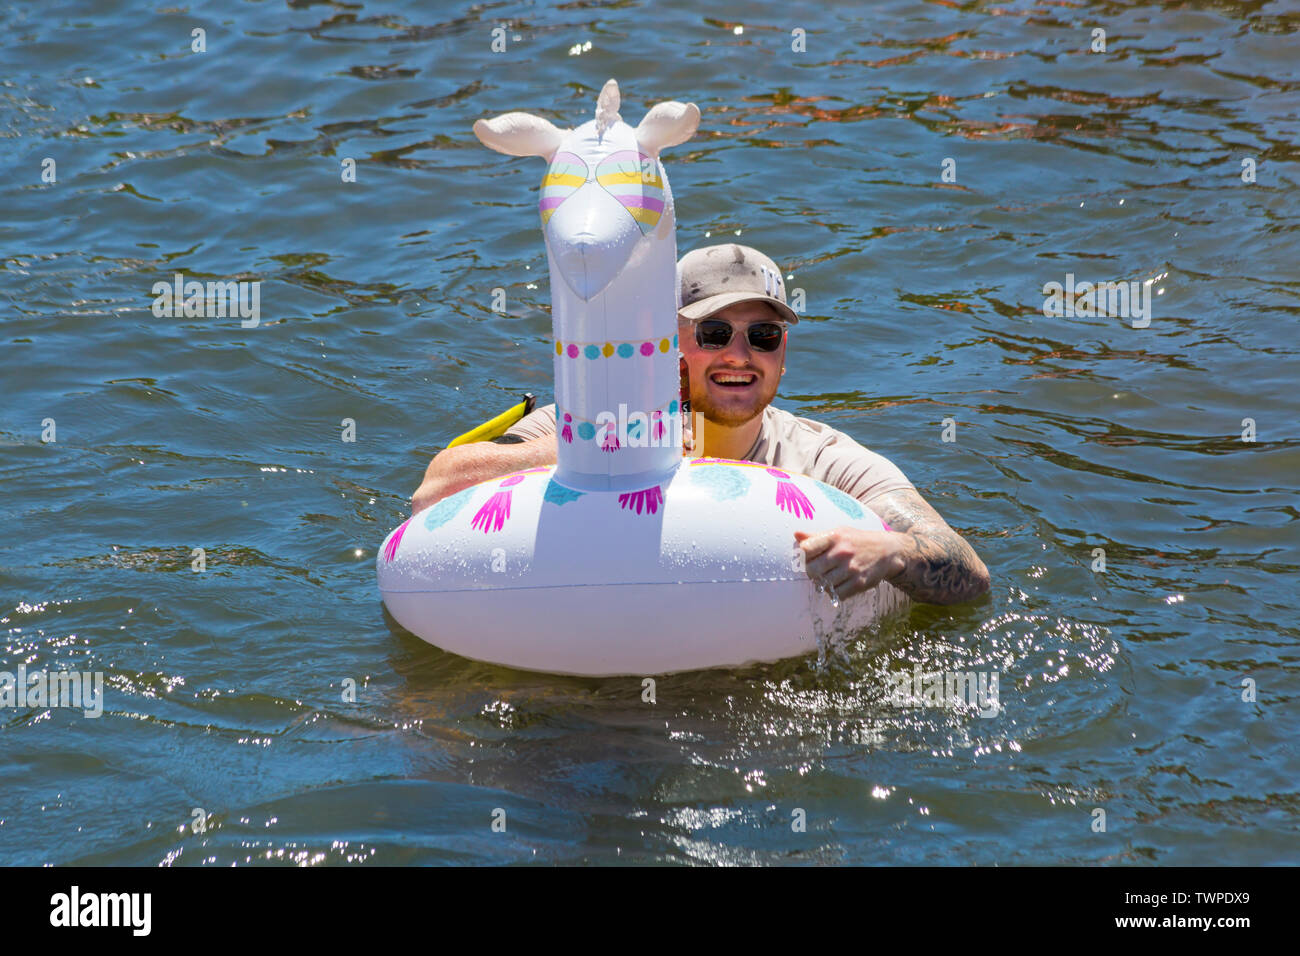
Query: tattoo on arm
867 488 990 605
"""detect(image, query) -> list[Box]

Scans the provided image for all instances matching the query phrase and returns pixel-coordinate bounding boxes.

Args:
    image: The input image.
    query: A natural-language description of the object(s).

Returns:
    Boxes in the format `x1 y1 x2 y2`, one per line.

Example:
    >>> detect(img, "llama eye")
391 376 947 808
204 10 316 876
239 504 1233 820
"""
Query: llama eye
539 152 589 225
595 150 664 235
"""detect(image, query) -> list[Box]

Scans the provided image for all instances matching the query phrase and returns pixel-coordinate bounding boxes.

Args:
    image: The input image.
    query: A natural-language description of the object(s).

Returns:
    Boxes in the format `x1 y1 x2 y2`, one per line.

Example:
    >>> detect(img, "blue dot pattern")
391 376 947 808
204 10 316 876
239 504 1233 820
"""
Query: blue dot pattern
577 422 595 441
423 484 476 531
818 482 864 520
688 464 750 501
543 480 586 507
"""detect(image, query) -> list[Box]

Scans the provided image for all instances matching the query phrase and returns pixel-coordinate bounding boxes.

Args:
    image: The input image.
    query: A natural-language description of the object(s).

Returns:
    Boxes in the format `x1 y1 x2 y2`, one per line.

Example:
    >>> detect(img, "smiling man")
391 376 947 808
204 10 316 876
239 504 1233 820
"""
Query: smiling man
412 243 989 605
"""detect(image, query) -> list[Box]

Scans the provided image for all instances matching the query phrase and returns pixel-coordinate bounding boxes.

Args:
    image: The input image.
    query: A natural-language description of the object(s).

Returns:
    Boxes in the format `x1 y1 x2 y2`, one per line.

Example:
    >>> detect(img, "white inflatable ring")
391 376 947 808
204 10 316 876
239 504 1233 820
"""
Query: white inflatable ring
378 80 902 675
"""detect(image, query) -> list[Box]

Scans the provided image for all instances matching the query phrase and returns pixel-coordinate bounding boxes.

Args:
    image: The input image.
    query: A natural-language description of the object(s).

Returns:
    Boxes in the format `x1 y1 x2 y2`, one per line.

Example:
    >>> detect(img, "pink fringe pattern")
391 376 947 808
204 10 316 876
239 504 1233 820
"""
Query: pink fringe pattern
651 410 666 441
618 485 664 516
471 474 525 533
767 467 815 519
383 519 410 563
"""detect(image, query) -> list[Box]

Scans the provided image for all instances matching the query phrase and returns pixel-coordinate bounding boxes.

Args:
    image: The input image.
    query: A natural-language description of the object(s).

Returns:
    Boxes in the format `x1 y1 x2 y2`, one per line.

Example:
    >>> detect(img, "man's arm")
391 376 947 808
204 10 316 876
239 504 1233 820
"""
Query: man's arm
795 487 989 606
410 434 557 515
869 487 989 604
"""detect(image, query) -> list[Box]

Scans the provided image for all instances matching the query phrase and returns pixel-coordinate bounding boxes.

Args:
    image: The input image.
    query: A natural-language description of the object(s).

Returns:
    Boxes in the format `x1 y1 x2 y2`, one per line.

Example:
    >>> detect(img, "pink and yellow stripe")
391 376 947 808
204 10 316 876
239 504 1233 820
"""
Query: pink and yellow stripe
596 150 665 233
539 152 589 225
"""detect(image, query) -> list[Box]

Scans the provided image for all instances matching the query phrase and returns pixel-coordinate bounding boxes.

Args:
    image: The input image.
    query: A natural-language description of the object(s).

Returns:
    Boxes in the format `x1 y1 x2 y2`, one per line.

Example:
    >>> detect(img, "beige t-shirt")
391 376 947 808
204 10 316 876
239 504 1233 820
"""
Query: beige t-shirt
505 402 914 505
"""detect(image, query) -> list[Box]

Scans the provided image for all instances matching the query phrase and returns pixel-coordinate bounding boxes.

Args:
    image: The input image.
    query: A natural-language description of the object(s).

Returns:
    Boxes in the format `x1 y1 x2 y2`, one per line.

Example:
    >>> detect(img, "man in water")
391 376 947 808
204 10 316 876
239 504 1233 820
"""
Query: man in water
412 243 989 605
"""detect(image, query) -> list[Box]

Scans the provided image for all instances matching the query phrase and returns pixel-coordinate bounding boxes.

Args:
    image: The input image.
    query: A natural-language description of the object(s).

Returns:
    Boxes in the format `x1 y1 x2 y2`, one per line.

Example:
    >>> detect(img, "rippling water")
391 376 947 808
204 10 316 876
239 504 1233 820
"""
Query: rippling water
2 0 1297 865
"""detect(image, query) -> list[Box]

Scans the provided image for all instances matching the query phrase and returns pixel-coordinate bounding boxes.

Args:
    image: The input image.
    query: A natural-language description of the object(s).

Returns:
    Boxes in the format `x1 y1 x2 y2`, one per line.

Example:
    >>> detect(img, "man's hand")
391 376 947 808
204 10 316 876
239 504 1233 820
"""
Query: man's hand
794 527 904 599
794 487 990 605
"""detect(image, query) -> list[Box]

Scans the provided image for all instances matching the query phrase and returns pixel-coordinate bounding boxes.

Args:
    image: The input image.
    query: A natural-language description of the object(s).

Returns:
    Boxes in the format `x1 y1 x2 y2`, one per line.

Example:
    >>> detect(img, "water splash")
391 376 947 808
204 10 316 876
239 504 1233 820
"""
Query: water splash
808 581 851 674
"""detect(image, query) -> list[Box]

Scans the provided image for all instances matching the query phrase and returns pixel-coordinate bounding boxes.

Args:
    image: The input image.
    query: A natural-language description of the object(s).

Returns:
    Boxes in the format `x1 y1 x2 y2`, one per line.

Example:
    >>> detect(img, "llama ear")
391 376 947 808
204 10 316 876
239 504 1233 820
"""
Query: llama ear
473 112 565 160
635 101 700 157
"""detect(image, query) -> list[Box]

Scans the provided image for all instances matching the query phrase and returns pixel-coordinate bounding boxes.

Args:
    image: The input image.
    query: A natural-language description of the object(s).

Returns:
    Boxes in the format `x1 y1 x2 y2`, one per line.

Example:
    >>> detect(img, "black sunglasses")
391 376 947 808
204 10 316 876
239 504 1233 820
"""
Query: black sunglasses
694 319 786 352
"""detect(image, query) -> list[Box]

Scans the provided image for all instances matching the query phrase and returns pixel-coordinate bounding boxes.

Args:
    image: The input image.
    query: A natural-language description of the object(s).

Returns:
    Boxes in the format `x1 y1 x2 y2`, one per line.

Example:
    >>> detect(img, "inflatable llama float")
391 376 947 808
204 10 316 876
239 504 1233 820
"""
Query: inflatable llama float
377 80 898 675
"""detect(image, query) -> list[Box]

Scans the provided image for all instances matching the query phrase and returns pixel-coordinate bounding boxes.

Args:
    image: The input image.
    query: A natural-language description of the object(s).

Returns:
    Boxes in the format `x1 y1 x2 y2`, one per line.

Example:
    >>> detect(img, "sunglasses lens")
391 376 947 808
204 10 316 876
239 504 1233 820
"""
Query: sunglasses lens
695 319 785 351
747 323 784 352
696 320 732 349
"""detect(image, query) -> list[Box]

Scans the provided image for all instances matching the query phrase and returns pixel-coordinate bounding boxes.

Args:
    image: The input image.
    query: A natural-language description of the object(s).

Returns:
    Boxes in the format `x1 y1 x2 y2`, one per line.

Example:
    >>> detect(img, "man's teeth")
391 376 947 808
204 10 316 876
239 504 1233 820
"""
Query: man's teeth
712 373 755 384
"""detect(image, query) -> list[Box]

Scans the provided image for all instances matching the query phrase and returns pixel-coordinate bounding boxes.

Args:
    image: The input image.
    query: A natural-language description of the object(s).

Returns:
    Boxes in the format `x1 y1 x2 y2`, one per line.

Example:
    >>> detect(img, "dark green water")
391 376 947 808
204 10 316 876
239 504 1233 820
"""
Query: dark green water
2 0 1297 865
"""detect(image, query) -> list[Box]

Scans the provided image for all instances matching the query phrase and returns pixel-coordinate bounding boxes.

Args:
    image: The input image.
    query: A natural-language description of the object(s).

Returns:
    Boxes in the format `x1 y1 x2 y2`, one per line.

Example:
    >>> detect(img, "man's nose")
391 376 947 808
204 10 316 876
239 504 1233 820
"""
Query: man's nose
720 328 753 359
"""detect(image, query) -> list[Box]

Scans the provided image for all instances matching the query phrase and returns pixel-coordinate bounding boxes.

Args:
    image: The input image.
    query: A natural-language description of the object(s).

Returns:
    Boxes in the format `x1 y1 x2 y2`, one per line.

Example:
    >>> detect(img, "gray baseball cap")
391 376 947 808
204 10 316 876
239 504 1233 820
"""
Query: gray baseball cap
677 243 799 324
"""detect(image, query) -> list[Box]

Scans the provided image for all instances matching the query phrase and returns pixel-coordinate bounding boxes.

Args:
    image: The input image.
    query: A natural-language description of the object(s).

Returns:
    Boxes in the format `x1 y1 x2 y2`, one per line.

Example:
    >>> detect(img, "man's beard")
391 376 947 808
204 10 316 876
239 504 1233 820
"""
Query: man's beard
691 374 778 427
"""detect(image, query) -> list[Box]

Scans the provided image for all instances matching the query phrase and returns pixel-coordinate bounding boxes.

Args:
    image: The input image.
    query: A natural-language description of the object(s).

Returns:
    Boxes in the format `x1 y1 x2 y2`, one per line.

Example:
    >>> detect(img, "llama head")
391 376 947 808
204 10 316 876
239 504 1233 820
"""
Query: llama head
474 79 700 301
